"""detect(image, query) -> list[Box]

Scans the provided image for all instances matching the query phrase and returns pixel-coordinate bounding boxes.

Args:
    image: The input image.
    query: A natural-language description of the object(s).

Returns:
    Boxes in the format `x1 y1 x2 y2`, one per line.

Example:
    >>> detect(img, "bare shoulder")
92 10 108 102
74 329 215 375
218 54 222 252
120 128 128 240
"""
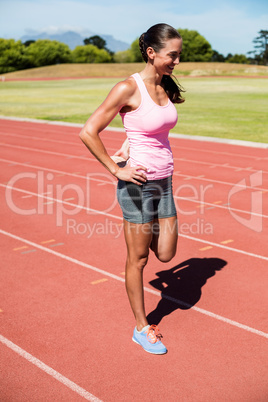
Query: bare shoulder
112 76 137 99
101 76 138 111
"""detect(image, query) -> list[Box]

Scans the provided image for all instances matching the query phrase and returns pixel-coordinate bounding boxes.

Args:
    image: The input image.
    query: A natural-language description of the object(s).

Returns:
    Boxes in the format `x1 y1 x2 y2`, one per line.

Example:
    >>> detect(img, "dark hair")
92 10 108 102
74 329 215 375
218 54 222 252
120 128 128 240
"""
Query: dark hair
139 23 185 104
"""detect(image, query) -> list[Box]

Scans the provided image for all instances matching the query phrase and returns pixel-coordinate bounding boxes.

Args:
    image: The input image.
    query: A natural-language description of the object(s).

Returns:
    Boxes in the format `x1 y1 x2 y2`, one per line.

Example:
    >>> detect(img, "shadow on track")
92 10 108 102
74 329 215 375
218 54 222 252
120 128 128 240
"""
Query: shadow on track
147 258 227 325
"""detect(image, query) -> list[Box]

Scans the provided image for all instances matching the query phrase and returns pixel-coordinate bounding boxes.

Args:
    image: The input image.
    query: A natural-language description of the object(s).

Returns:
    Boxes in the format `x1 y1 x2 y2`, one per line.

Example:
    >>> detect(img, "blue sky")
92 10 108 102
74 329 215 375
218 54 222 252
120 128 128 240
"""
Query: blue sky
0 0 267 55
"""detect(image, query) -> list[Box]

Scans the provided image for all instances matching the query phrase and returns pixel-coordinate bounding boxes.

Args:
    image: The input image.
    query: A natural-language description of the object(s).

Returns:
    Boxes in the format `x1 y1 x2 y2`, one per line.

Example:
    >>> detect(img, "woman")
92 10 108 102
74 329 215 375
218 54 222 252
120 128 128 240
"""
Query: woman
79 23 184 354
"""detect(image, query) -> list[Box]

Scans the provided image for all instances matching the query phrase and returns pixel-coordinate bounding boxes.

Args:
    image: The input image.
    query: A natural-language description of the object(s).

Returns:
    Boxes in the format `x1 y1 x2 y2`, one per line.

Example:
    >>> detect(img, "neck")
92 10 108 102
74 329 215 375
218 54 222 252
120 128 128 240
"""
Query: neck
139 64 163 85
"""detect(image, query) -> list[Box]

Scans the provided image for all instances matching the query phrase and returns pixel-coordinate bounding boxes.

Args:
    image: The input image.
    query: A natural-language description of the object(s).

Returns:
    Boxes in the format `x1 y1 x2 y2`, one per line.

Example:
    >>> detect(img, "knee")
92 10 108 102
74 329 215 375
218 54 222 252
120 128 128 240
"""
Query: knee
156 249 176 263
127 254 149 271
138 256 149 270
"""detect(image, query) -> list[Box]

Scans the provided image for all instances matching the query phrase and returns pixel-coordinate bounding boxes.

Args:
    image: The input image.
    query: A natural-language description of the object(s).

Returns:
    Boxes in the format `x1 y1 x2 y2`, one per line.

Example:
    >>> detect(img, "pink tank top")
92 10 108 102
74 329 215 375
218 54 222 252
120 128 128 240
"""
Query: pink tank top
119 73 178 180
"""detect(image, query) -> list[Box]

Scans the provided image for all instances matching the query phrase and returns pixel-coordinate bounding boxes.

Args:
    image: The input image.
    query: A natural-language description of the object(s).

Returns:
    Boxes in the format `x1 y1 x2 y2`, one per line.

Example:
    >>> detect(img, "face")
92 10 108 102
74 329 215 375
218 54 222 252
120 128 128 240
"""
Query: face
149 37 183 75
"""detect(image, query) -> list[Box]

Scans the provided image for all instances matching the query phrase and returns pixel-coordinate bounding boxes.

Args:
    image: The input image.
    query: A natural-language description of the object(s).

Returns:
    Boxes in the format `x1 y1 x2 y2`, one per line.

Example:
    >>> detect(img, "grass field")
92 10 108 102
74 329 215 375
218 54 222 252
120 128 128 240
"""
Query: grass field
0 63 268 143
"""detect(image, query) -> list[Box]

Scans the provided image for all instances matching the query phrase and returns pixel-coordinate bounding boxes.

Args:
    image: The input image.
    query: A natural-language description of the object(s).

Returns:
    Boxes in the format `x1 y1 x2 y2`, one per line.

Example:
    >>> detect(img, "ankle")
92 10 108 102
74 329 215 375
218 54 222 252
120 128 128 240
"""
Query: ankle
136 321 149 332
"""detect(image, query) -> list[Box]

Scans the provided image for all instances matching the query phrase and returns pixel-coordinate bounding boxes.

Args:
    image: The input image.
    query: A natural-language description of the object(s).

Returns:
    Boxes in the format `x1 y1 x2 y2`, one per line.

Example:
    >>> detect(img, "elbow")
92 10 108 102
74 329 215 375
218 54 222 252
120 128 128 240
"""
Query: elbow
79 119 98 141
79 127 92 145
79 128 87 142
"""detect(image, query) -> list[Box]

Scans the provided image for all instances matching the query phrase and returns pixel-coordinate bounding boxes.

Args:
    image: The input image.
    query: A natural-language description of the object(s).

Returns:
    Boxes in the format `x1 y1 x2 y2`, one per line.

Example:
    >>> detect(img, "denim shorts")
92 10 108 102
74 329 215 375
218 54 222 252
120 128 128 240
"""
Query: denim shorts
117 175 177 224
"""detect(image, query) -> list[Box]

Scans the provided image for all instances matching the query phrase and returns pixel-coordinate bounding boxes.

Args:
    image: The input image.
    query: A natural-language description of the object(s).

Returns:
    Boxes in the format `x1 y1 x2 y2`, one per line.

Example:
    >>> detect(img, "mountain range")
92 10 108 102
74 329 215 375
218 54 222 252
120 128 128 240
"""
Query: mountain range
20 30 130 53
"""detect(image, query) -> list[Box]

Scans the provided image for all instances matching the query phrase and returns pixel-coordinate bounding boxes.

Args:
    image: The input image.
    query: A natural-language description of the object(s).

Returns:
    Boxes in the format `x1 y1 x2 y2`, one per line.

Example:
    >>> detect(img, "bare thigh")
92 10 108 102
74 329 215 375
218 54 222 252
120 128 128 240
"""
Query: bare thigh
150 216 178 262
124 216 178 264
124 220 154 264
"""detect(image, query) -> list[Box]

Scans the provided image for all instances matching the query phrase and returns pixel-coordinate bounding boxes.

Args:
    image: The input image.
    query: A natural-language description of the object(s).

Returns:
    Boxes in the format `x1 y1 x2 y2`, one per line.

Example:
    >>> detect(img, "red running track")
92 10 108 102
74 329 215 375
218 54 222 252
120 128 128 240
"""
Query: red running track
0 118 267 401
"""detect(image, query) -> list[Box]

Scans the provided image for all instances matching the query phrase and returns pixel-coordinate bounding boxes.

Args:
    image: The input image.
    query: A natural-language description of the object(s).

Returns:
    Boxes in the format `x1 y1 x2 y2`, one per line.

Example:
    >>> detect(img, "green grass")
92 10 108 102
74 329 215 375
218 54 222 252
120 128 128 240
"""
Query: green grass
0 77 267 143
174 77 268 143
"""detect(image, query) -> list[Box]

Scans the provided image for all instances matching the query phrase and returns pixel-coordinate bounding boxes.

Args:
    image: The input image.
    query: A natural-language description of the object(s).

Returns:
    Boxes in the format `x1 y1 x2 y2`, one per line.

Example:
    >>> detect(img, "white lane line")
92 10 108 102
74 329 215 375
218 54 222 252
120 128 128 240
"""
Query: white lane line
143 289 268 339
173 172 265 192
174 156 268 174
0 132 115 153
0 228 267 340
1 126 266 160
0 335 102 401
0 157 115 186
2 140 268 175
0 158 267 218
1 148 267 192
0 184 120 220
1 115 267 150
181 234 268 261
170 142 268 161
175 195 265 218
0 183 267 260
0 142 95 162
0 229 125 280
168 131 268 150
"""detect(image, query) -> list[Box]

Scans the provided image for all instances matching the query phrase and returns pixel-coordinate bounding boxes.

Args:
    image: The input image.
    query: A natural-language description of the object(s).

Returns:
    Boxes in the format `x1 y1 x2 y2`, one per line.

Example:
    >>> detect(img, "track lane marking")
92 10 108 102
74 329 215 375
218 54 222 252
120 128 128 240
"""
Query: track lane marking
0 131 115 152
181 234 268 261
0 161 266 218
0 158 115 186
174 156 268 173
49 243 64 248
171 143 268 160
21 249 36 254
91 278 108 285
1 129 267 162
0 184 267 259
1 153 267 192
173 172 266 192
0 183 120 220
0 335 102 401
221 239 234 244
1 115 267 154
1 129 267 163
199 246 213 251
0 228 267 339
13 246 28 251
1 141 268 175
0 142 97 162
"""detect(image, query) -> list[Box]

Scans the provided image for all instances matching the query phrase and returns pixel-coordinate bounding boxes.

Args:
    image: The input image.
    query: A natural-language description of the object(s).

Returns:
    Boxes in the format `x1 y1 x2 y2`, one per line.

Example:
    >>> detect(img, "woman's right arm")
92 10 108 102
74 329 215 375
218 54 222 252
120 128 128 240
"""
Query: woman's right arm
79 80 147 184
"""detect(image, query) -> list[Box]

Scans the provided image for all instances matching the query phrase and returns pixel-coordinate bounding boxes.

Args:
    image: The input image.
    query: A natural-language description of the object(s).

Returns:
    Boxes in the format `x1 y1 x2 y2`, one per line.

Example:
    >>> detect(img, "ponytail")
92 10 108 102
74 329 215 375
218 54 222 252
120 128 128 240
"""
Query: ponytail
161 75 185 104
139 24 185 104
139 33 148 63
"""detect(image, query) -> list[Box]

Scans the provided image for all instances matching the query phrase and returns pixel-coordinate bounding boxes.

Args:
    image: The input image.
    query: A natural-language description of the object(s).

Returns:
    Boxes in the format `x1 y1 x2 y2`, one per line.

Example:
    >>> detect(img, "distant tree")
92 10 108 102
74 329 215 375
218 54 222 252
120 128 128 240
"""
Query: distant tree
178 29 213 62
211 50 225 62
129 38 143 62
248 30 268 65
127 29 213 63
84 35 106 49
113 49 133 63
225 53 233 61
24 40 72 67
83 35 113 58
72 44 112 63
226 54 249 64
0 38 30 73
23 40 35 47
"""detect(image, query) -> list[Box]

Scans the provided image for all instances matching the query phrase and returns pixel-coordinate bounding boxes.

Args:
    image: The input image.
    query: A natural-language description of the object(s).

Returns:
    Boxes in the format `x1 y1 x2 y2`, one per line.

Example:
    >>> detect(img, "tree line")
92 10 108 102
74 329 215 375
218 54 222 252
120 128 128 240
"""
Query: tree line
0 29 267 74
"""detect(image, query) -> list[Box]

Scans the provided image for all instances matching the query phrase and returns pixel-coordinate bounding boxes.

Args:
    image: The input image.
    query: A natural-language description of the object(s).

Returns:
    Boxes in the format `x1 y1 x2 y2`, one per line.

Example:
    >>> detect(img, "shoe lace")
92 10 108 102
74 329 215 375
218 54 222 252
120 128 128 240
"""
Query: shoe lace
146 325 163 344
